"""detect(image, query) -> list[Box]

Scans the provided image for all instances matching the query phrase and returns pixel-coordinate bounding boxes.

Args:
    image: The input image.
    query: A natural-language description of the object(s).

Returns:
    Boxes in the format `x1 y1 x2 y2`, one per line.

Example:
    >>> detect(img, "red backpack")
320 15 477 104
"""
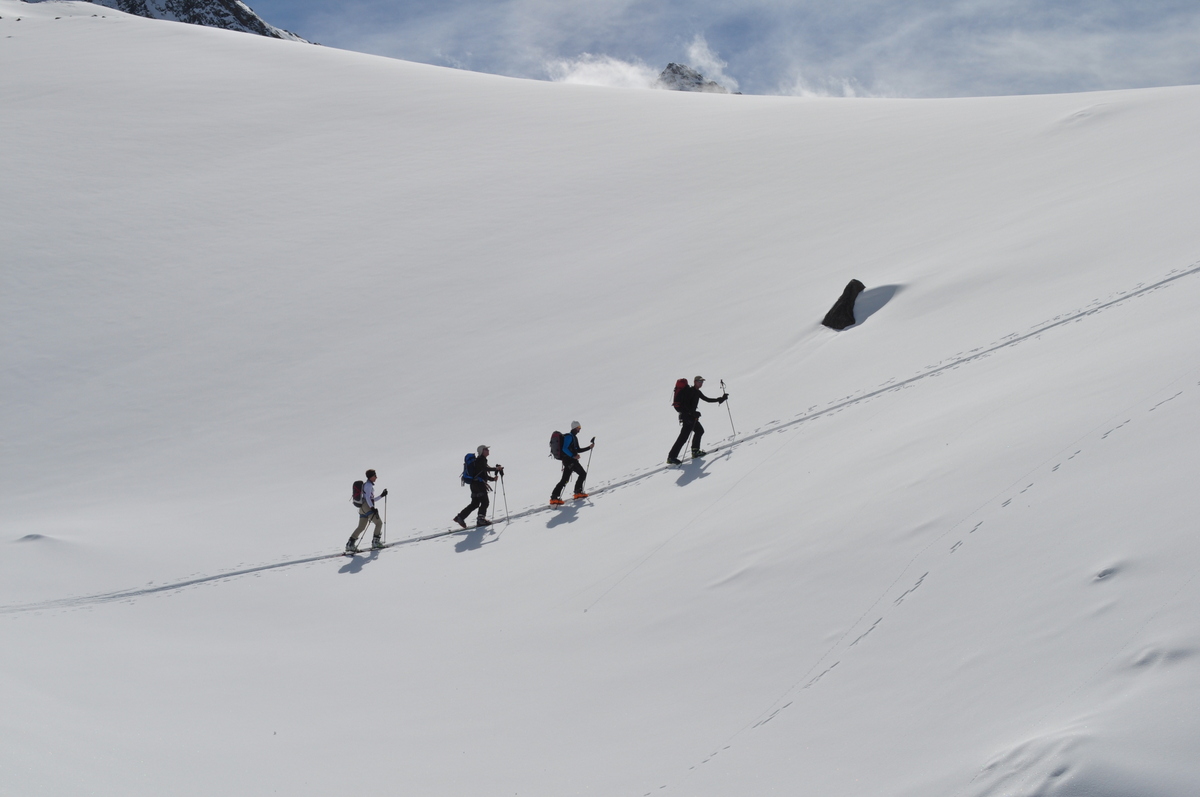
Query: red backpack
671 378 689 411
549 430 565 460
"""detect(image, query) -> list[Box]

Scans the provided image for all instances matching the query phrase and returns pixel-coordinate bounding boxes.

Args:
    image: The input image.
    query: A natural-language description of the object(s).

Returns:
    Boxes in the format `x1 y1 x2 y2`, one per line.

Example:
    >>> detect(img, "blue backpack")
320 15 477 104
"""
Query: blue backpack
461 453 476 485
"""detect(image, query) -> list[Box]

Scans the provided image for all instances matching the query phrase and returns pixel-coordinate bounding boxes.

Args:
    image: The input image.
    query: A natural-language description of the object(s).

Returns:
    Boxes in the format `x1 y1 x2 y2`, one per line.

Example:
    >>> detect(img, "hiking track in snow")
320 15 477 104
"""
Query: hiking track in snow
4 259 1199 620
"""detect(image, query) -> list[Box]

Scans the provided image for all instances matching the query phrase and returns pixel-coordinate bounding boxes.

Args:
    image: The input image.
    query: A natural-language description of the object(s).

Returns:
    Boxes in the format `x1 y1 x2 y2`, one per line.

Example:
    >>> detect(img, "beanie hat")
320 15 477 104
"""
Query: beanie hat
477 445 489 456
571 421 581 430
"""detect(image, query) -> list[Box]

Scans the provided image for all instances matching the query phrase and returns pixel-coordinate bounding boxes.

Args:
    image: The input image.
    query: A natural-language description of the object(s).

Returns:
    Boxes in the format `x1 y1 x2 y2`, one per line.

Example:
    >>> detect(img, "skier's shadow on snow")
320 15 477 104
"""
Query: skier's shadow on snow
546 504 582 529
454 528 492 552
337 549 380 574
847 284 902 328
675 450 730 487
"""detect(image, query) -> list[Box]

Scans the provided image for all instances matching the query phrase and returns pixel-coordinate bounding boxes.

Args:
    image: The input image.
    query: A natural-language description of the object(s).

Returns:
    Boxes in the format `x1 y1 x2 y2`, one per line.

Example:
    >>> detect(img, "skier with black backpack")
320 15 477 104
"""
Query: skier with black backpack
667 375 728 465
549 421 594 505
346 469 388 554
454 445 504 529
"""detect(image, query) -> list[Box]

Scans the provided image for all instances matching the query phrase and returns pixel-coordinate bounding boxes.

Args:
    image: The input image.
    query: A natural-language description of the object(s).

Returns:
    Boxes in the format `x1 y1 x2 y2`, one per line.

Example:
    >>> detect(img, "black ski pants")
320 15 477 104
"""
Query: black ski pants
457 481 490 522
668 412 704 461
552 458 587 499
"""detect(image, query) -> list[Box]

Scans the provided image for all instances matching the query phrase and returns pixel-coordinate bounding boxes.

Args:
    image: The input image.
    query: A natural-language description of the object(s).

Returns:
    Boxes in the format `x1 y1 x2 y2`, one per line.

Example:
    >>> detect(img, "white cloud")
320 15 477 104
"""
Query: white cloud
545 54 661 89
778 72 879 98
265 0 1200 97
684 34 739 93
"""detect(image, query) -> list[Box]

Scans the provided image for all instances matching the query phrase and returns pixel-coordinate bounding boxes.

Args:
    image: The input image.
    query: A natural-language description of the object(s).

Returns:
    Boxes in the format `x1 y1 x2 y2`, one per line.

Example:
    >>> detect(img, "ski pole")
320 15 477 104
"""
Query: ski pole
382 494 388 545
721 379 737 438
500 472 509 524
586 437 595 474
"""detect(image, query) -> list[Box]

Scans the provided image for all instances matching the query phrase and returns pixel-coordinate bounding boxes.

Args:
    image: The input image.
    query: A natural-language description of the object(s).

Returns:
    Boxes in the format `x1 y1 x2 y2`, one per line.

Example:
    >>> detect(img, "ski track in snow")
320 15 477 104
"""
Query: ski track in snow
3 260 1199 621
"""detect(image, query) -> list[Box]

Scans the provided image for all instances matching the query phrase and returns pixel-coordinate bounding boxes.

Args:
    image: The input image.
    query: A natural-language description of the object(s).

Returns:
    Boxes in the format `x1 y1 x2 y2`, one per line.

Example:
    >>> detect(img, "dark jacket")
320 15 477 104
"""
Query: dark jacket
676 386 722 415
465 454 498 483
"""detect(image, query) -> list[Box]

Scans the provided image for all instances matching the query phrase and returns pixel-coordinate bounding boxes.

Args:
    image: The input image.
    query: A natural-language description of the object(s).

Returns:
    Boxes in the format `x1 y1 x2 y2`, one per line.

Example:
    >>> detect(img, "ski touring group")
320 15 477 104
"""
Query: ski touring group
344 376 730 555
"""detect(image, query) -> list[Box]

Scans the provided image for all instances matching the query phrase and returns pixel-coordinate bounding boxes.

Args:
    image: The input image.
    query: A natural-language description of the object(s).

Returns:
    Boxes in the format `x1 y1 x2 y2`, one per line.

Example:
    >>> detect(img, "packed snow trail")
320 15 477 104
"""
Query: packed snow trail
4 260 1197 618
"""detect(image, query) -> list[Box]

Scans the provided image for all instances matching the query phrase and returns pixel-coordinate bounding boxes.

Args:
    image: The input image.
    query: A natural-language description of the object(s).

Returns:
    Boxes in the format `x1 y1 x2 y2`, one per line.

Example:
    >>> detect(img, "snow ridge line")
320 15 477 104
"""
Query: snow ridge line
5 261 1198 617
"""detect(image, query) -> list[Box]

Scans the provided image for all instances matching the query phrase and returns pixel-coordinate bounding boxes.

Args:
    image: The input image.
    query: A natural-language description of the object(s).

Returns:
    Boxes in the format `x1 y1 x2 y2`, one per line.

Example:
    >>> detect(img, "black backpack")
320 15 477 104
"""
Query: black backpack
351 480 364 506
549 431 565 460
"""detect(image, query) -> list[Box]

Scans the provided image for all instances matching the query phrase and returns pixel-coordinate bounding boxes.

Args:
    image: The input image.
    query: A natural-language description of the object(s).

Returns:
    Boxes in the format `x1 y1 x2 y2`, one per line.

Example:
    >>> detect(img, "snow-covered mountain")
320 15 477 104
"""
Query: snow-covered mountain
87 0 305 40
656 61 735 93
3 2 1200 795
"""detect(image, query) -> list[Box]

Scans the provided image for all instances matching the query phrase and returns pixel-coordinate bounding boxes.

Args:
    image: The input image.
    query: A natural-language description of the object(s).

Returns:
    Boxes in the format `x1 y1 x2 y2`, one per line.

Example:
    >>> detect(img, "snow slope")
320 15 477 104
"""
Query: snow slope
3 2 1200 795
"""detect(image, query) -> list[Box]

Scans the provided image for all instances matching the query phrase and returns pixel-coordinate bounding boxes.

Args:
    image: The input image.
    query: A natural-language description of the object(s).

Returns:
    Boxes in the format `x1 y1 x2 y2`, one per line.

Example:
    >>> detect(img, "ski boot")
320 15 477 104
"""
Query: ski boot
344 542 359 556
666 457 682 465
371 538 385 550
453 516 467 529
476 518 492 527
549 498 565 506
691 449 707 458
573 492 589 500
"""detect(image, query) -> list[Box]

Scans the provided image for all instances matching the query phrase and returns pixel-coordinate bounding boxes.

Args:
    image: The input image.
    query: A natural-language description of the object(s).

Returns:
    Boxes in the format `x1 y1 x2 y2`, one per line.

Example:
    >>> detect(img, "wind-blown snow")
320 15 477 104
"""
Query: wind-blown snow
3 2 1200 795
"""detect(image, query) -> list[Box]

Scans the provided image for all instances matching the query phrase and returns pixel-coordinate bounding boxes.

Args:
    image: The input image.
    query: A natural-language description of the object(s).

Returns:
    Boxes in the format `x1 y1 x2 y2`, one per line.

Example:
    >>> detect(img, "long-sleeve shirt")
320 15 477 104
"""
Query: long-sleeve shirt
362 480 380 509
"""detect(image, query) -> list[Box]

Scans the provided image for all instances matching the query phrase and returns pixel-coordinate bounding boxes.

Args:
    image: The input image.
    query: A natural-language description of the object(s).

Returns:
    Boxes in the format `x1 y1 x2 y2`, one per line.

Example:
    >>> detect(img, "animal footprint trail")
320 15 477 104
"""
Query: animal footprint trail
805 662 839 688
1149 392 1183 411
894 573 928 606
1101 420 1131 439
752 701 794 728
850 618 883 647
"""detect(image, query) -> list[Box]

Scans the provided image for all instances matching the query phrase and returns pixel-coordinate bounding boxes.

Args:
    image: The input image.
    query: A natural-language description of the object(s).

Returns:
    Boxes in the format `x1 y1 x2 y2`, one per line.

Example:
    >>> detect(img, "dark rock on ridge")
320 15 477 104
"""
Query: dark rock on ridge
656 63 736 94
89 0 307 41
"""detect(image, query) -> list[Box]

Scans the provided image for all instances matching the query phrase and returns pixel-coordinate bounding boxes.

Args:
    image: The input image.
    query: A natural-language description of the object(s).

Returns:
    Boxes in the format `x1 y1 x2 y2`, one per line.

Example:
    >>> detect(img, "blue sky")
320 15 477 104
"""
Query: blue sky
249 0 1200 96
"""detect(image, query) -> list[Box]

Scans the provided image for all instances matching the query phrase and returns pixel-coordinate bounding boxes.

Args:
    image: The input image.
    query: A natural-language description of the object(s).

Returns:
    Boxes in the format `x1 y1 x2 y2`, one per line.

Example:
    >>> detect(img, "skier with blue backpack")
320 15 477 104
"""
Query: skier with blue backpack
454 445 504 528
549 421 594 505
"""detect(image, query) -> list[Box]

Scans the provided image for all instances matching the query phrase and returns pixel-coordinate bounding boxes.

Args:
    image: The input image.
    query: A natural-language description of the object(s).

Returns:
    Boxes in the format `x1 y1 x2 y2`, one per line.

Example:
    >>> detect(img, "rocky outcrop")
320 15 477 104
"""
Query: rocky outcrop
90 0 307 41
656 63 734 94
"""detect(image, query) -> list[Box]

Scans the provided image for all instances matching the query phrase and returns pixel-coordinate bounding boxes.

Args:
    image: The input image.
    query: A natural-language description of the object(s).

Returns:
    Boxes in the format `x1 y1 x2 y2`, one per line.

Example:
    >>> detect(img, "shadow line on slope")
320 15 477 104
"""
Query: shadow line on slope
4 261 1198 617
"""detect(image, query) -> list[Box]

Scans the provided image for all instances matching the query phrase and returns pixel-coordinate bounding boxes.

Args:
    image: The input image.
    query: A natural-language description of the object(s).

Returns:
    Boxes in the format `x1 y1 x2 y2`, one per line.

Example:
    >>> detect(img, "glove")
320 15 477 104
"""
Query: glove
719 395 729 403
379 488 388 498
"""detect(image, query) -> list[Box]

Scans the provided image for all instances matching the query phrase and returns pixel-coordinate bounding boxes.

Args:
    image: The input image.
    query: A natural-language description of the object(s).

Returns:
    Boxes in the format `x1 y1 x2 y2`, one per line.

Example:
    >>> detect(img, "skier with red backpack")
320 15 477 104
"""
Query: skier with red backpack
667 376 728 465
346 469 388 554
549 421 594 505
